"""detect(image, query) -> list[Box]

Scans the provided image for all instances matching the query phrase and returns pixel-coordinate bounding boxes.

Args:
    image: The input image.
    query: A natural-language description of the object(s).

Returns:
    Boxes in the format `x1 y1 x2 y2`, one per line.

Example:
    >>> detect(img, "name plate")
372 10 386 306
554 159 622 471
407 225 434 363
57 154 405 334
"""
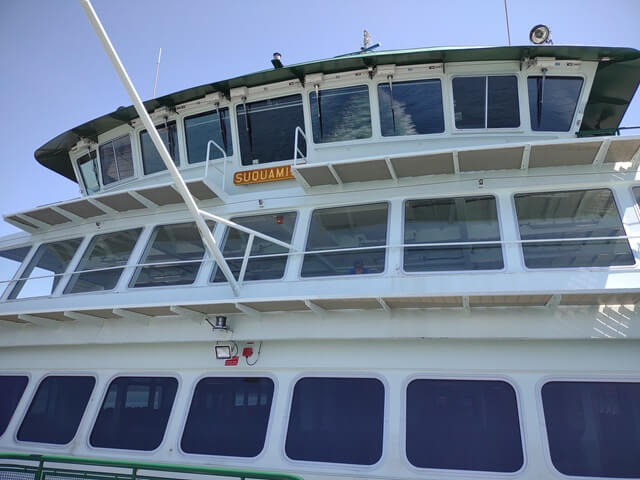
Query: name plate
233 165 294 185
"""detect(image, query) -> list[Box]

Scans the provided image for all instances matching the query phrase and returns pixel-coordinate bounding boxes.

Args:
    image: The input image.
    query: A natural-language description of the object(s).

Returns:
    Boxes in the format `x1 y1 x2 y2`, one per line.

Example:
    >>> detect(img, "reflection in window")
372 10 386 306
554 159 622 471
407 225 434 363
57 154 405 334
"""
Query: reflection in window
0 246 30 297
301 203 388 277
185 108 232 163
213 212 296 283
90 377 177 451
528 76 583 131
99 135 133 185
404 196 503 271
18 376 95 444
181 377 274 457
286 377 384 465
140 121 179 175
453 76 519 129
64 228 141 294
542 381 640 478
310 85 371 143
131 223 204 287
8 239 82 299
77 150 100 194
378 79 444 136
0 376 28 436
514 189 635 268
236 95 304 165
407 379 523 472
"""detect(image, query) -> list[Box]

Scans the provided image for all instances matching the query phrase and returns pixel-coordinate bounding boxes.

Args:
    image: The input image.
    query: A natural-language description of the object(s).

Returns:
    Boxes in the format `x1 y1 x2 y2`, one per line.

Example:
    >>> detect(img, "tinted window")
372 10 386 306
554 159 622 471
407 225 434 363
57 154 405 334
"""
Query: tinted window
378 79 444 136
528 76 583 131
65 228 141 294
99 135 133 185
542 381 640 478
8 239 82 299
407 379 523 472
286 377 384 465
310 85 371 143
18 376 95 444
237 94 304 165
90 377 177 451
302 203 388 277
453 76 519 128
131 223 204 287
634 186 640 205
0 246 30 297
140 121 179 174
213 212 296 283
404 196 503 271
515 189 635 268
185 108 232 163
181 377 274 457
77 150 100 194
0 376 28 436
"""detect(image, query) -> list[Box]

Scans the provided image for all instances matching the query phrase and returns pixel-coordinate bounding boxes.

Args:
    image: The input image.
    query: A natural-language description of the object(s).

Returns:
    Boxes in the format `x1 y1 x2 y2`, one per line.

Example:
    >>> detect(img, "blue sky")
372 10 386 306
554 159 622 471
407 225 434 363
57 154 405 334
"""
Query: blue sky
0 0 639 236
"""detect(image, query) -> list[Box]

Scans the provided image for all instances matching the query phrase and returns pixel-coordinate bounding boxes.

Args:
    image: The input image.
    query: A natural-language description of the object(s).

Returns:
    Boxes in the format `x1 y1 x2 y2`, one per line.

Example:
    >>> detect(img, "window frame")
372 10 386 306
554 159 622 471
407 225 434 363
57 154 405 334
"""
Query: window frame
177 372 278 461
183 107 233 165
282 372 388 469
401 194 506 275
73 149 102 196
0 243 33 302
138 120 181 176
97 133 136 189
526 74 585 133
450 74 522 132
0 372 30 439
511 187 637 271
15 373 97 447
402 373 526 475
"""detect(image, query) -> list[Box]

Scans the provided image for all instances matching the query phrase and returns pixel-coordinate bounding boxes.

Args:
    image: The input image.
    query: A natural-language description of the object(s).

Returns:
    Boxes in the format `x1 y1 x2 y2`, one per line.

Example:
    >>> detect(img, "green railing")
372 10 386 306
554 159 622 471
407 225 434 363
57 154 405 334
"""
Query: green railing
0 453 303 480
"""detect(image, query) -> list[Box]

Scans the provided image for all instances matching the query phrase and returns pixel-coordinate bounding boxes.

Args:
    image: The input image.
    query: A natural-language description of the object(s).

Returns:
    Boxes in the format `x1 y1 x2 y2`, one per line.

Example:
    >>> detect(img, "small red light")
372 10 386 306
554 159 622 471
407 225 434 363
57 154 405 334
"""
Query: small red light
276 215 283 224
224 356 239 366
242 347 254 357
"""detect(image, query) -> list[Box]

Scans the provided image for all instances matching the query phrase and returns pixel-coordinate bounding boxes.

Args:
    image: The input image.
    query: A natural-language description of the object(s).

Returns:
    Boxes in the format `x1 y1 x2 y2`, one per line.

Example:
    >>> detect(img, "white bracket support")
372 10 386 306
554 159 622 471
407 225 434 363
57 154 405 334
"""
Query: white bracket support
546 294 562 309
384 157 398 182
520 144 531 170
377 297 391 313
453 151 460 174
327 164 343 185
63 311 105 325
18 314 60 327
462 296 471 312
169 305 206 323
112 308 152 324
592 139 611 168
235 303 260 317
304 300 326 316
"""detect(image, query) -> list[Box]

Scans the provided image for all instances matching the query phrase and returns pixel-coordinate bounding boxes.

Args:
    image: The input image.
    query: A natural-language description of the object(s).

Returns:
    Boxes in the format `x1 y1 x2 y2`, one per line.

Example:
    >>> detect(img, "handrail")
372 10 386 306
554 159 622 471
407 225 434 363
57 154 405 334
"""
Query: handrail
205 139 228 191
0 452 303 480
293 126 307 166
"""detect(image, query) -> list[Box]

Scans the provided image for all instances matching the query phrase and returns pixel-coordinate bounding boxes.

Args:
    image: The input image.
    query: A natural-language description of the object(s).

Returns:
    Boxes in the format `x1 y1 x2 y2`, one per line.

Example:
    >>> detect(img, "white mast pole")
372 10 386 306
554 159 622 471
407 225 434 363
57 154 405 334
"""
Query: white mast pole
79 0 240 295
152 47 162 99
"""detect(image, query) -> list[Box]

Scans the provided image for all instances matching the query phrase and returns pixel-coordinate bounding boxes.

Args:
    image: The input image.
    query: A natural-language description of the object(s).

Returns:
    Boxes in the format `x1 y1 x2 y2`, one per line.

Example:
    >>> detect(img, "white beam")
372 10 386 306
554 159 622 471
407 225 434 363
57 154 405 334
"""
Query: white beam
18 314 60 327
377 297 391 313
546 294 562 309
462 296 471 312
304 300 326 316
112 308 152 323
63 311 105 325
169 305 205 323
235 303 260 317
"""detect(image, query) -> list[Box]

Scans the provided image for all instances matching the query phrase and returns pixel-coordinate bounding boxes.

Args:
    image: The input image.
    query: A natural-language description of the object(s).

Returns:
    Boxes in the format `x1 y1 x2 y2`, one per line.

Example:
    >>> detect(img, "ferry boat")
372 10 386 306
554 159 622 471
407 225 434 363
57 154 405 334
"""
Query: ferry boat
1 7 640 480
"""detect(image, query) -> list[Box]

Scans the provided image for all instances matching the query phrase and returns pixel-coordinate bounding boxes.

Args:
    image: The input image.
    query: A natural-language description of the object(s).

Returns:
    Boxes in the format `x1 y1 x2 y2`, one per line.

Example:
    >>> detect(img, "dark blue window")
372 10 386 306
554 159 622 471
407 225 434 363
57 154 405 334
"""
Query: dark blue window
181 377 274 457
285 377 384 465
406 379 523 472
185 108 233 163
310 85 371 143
90 376 177 451
0 376 28 436
140 121 179 174
528 76 583 131
18 376 95 444
542 381 640 478
378 79 444 136
453 76 519 129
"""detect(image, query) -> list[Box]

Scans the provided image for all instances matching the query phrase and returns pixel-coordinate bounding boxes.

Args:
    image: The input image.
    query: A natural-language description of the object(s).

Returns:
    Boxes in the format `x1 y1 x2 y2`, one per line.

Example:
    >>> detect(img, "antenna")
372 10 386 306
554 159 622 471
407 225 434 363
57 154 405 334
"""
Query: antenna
363 30 371 49
503 0 511 46
152 47 162 99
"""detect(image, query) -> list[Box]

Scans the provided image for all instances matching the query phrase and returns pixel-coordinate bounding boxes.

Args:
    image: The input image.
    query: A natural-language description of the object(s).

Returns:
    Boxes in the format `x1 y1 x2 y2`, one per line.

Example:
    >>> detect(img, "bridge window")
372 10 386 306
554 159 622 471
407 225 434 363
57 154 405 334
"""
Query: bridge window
514 189 635 268
213 212 296 283
64 228 142 294
528 76 583 131
77 150 100 195
404 196 503 271
0 246 30 297
8 238 82 300
542 381 640 478
131 223 205 288
181 377 274 457
17 376 95 444
99 135 133 185
90 376 177 451
0 376 28 437
378 79 444 136
407 379 523 472
285 377 384 465
185 108 233 163
237 94 304 165
301 203 388 277
453 75 520 129
310 85 372 143
140 121 179 175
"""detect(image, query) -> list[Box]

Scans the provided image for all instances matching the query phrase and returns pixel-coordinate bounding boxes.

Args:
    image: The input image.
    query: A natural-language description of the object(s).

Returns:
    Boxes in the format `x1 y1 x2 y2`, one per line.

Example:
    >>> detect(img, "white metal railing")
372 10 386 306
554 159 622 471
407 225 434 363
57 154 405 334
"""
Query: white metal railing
204 139 228 191
293 126 307 166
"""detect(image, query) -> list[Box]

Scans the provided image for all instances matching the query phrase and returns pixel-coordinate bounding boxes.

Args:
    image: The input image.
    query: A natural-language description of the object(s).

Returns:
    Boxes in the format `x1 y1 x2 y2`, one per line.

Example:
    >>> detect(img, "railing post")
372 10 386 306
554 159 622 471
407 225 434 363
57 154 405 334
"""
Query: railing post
35 458 44 480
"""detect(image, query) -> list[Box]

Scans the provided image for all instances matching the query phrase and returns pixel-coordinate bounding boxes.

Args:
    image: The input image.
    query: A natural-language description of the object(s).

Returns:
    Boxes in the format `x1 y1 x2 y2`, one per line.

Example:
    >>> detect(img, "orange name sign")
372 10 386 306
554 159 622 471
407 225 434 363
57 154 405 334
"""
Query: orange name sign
233 165 294 185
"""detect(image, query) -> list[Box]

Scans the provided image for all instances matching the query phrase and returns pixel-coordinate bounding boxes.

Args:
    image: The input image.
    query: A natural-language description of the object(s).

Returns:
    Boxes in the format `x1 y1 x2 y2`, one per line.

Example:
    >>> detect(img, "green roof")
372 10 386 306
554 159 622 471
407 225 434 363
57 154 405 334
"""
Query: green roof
36 45 640 182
